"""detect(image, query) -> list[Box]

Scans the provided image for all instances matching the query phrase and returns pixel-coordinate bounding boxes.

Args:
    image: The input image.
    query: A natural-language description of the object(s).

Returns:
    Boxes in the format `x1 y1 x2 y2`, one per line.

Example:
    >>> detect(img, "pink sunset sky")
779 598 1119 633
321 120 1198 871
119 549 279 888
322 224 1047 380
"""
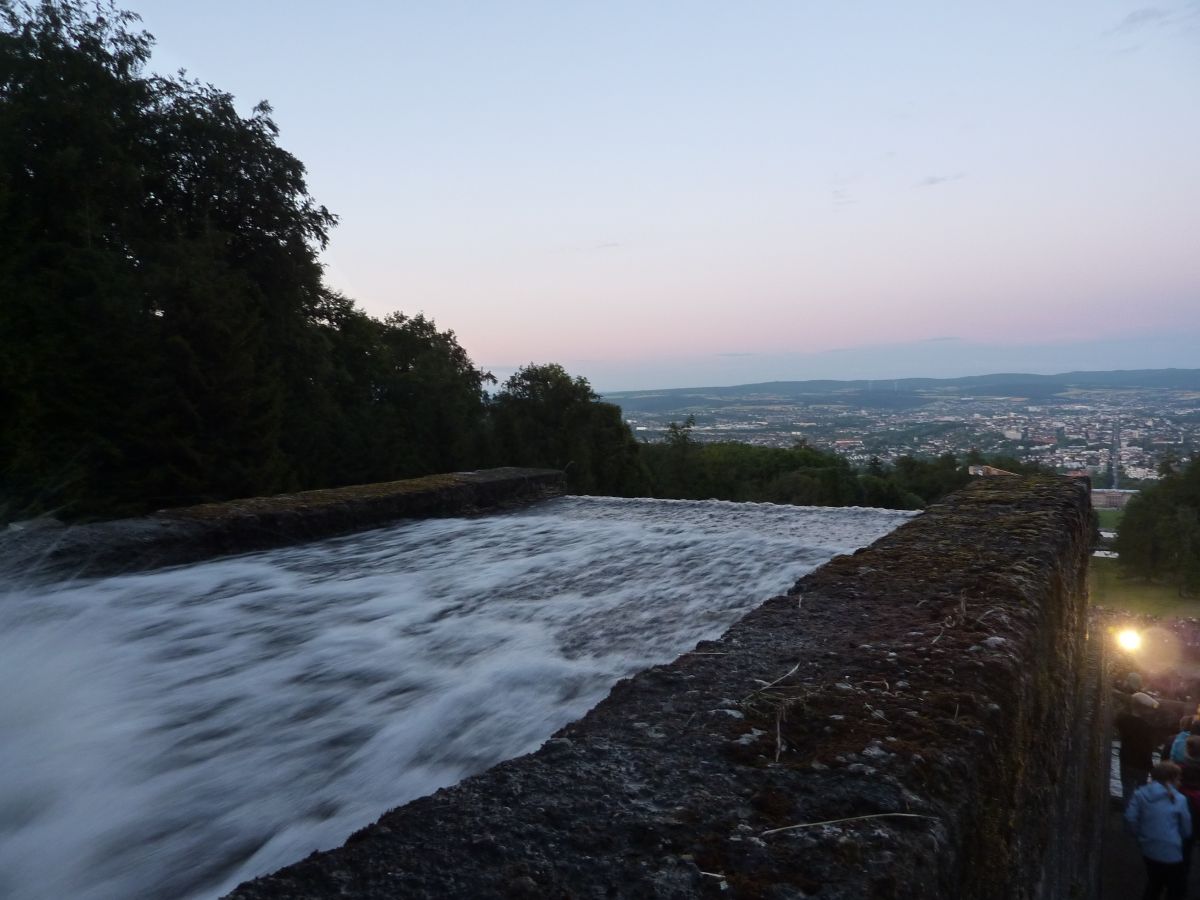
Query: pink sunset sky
134 1 1198 391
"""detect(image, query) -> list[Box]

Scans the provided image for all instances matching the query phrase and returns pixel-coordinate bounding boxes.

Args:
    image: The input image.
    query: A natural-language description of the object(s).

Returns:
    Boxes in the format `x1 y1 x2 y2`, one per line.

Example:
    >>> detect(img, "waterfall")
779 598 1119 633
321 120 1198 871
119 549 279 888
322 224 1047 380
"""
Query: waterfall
0 497 912 900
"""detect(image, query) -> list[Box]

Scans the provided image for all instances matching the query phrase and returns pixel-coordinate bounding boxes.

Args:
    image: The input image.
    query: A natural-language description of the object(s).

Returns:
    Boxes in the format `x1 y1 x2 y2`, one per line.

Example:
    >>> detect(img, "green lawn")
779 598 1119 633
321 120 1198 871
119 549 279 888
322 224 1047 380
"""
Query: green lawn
1095 508 1124 530
1089 555 1198 617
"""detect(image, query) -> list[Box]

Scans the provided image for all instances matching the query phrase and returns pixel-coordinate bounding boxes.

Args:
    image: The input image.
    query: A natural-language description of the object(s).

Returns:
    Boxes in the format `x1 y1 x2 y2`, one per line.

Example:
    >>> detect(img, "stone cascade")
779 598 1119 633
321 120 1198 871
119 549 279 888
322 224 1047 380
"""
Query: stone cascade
226 476 1102 900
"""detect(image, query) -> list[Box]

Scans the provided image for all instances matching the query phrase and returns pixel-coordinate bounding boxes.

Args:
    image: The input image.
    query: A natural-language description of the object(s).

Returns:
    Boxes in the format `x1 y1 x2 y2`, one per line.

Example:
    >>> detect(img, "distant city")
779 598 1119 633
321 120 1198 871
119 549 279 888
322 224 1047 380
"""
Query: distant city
605 369 1200 487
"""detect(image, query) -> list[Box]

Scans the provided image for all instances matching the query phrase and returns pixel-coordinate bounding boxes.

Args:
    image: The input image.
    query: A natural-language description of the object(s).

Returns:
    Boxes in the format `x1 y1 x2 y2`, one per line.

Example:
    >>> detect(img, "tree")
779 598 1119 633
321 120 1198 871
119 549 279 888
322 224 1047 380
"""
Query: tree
858 473 918 509
1158 453 1180 478
639 432 877 507
278 301 490 490
490 364 646 495
362 313 491 480
643 416 699 498
889 453 969 504
0 1 336 514
1116 459 1200 596
0 2 490 520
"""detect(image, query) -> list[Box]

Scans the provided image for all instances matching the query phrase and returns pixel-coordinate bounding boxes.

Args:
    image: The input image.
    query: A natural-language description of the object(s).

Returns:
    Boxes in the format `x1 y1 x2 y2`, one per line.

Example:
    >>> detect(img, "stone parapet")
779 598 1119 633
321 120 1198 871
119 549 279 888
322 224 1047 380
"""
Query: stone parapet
0 467 564 580
227 476 1101 900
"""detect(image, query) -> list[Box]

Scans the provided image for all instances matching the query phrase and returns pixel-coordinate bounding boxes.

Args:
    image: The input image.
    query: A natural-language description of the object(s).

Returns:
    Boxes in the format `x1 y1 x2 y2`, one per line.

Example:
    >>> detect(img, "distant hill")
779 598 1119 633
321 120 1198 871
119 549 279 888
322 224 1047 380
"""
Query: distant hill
602 369 1200 414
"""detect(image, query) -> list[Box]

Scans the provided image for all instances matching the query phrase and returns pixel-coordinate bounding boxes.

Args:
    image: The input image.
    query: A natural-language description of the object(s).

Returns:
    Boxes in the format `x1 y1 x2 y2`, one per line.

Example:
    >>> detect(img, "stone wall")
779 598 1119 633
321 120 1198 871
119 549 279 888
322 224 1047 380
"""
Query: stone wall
227 476 1103 900
0 467 563 580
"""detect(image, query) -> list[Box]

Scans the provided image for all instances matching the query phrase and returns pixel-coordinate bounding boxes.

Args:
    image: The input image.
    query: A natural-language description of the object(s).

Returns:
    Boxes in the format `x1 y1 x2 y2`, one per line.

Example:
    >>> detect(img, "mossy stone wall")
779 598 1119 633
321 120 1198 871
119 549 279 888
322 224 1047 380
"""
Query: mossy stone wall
227 476 1102 900
0 467 564 579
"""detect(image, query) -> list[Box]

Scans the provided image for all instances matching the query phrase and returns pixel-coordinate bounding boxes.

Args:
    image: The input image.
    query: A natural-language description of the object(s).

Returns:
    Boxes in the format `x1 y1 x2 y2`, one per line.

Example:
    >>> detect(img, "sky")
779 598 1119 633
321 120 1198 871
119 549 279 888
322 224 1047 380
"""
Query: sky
130 1 1199 392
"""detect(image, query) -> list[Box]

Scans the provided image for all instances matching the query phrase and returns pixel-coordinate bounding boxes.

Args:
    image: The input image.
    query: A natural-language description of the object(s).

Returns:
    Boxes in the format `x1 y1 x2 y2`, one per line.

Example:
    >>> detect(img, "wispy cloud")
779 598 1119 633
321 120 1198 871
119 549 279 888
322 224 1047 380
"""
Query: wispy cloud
1105 4 1200 36
1111 7 1171 33
716 352 760 358
915 172 965 188
829 171 863 207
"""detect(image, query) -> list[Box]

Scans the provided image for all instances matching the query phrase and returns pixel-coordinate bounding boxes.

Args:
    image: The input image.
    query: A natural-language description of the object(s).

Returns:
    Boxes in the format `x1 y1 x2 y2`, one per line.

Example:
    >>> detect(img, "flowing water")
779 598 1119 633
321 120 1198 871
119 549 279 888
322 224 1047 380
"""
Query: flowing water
0 497 913 900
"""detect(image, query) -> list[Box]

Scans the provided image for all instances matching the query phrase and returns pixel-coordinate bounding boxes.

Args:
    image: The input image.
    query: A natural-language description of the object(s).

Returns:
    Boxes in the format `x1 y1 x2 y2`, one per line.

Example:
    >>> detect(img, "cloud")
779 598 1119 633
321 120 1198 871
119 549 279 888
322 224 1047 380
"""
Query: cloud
828 171 862 207
716 352 760 358
915 172 965 188
1108 7 1170 34
1106 5 1200 36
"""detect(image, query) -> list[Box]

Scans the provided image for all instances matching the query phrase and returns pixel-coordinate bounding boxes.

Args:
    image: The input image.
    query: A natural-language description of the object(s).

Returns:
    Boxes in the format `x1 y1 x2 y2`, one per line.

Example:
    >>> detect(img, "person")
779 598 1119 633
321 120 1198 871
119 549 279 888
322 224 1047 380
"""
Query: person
1177 737 1200 884
1169 718 1200 763
1125 761 1191 900
1118 692 1164 806
1179 736 1200 787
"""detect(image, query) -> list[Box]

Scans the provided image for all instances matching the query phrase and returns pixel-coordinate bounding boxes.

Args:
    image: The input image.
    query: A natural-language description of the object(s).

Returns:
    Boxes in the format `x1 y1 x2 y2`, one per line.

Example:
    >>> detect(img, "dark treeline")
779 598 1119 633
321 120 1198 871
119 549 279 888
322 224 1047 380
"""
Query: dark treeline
0 1 495 520
1115 458 1200 596
0 2 1041 524
0 2 652 521
639 418 1045 509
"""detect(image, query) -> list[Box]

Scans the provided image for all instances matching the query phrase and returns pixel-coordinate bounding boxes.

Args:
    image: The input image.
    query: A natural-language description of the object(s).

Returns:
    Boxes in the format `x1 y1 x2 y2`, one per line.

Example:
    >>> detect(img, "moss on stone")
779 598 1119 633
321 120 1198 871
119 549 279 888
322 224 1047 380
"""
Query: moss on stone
165 473 469 521
224 475 1101 900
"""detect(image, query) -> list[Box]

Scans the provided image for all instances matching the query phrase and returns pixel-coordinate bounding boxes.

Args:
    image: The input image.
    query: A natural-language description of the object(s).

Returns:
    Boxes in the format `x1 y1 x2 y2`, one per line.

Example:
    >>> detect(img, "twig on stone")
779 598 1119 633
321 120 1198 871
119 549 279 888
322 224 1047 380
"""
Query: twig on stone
761 812 939 837
770 695 808 761
699 870 729 889
742 661 801 703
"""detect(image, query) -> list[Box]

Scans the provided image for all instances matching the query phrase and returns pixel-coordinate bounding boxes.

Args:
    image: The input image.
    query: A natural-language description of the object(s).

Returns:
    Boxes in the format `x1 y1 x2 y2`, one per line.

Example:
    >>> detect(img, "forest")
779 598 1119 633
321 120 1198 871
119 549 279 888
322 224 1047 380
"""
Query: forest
1115 458 1200 596
0 1 1043 525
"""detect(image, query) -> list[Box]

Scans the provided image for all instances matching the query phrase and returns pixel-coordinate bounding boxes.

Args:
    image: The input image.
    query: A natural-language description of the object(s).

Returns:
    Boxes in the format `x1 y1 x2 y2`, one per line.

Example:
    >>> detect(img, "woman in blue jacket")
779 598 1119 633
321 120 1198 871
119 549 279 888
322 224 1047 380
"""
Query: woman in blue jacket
1125 761 1192 900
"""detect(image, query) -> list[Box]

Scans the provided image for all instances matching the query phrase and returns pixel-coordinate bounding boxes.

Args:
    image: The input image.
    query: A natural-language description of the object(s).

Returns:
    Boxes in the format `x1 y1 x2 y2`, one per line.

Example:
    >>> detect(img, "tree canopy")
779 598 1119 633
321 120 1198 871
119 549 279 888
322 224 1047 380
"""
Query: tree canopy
0 0 489 520
637 423 1031 510
1115 459 1200 596
491 364 647 496
0 1 1032 524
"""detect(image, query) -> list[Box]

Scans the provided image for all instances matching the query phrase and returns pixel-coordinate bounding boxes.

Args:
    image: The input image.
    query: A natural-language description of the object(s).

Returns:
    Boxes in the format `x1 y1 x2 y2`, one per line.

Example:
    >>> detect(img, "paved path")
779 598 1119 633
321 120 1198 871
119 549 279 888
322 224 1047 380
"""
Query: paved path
1102 801 1152 899
1102 799 1200 898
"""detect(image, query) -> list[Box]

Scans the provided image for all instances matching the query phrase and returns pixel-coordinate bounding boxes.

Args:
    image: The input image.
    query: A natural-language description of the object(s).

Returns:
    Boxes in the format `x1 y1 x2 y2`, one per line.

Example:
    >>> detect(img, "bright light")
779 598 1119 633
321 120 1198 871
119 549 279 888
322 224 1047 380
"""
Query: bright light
1117 629 1142 652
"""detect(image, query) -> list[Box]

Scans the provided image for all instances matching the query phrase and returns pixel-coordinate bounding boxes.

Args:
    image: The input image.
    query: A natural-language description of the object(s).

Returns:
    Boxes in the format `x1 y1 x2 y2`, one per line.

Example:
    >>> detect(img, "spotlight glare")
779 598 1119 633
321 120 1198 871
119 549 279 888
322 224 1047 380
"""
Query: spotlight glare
1117 629 1142 652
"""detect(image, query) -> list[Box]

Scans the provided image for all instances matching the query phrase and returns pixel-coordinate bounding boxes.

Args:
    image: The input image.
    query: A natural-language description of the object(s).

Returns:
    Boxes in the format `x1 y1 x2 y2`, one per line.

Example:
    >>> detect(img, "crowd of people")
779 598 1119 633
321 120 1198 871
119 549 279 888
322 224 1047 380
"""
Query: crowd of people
1117 671 1200 899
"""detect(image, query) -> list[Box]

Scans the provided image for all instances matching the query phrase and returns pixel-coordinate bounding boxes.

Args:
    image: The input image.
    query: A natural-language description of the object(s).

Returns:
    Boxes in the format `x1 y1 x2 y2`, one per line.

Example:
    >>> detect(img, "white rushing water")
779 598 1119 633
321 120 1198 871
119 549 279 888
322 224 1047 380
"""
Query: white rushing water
0 497 912 900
